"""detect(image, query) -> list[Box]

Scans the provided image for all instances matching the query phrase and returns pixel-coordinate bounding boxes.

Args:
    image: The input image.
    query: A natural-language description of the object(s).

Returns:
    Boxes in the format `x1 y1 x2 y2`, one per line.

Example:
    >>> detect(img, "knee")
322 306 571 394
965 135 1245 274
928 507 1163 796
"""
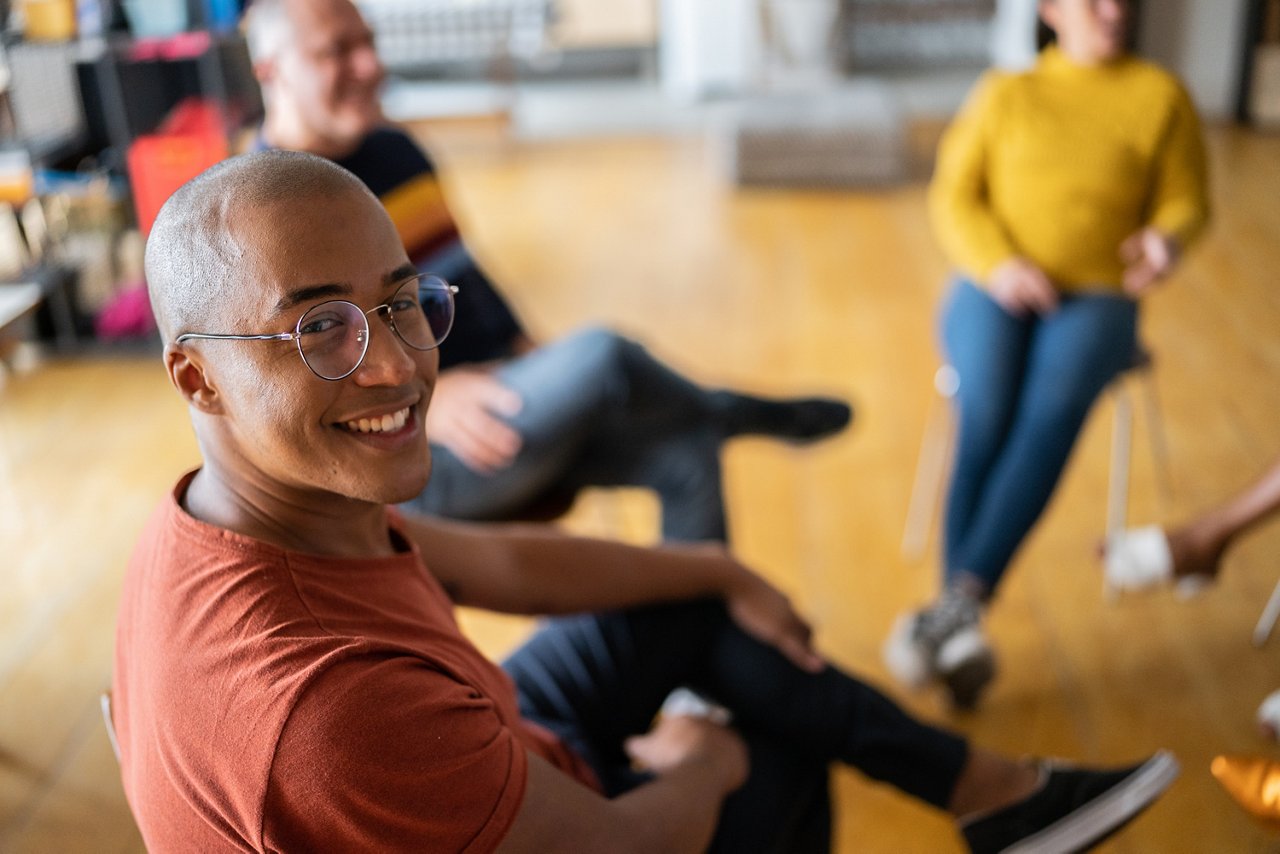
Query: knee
566 327 636 374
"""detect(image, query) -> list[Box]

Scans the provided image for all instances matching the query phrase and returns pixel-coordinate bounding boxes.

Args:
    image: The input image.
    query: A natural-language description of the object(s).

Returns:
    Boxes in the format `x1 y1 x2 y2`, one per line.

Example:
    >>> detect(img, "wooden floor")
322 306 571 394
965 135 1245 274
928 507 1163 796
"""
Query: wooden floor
2 120 1279 852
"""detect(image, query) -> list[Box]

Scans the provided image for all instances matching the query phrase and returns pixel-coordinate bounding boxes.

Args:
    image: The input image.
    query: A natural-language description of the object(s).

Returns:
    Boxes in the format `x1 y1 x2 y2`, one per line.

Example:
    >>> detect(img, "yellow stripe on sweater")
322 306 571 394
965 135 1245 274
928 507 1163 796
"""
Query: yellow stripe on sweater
381 175 459 256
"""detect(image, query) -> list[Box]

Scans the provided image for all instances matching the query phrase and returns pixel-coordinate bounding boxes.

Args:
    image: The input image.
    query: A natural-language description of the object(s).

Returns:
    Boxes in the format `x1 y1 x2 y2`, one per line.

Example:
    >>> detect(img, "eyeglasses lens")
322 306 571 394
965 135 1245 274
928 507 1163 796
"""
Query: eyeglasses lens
296 275 455 380
414 276 456 348
297 301 369 380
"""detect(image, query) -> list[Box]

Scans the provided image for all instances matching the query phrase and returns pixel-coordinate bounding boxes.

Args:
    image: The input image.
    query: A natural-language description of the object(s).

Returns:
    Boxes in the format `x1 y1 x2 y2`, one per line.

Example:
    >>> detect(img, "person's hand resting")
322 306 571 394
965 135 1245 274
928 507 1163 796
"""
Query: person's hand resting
723 566 825 675
625 714 749 796
987 257 1059 317
425 367 524 474
1120 227 1179 297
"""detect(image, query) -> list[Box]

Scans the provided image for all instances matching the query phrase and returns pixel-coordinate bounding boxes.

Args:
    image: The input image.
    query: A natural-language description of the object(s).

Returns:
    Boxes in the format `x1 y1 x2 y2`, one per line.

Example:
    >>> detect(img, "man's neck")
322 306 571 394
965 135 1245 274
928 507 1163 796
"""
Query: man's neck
183 464 396 559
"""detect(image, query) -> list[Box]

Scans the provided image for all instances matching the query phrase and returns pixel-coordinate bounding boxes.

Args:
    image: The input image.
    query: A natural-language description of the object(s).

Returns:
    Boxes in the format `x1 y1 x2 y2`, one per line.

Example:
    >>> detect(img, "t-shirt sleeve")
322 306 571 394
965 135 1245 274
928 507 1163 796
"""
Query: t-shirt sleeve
262 654 528 854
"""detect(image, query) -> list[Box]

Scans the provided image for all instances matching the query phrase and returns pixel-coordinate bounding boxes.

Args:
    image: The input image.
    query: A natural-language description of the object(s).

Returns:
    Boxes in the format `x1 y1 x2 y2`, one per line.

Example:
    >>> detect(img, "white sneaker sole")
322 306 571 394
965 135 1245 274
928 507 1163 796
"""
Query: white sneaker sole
882 612 932 689
936 627 996 709
1002 751 1180 854
1258 689 1280 740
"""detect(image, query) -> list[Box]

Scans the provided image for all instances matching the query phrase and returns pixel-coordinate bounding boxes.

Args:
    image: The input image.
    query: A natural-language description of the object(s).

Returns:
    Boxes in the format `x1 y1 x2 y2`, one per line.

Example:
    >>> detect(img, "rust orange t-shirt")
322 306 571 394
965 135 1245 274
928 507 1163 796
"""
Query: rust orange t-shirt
113 472 600 852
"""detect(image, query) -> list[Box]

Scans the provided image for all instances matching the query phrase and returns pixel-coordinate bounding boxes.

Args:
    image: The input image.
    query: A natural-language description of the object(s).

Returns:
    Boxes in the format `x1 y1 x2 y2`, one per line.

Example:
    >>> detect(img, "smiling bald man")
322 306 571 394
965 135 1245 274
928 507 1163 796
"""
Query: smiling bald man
112 151 1178 854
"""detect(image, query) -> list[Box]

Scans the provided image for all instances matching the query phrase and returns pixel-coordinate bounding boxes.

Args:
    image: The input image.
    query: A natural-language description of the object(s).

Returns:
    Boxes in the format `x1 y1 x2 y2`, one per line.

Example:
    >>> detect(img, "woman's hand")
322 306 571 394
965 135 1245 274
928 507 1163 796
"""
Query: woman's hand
1120 227 1179 297
987 257 1059 317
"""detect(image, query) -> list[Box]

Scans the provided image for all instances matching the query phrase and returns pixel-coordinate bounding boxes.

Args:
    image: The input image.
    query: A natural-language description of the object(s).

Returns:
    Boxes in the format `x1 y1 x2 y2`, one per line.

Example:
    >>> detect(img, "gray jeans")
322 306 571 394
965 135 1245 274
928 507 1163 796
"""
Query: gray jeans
404 327 728 541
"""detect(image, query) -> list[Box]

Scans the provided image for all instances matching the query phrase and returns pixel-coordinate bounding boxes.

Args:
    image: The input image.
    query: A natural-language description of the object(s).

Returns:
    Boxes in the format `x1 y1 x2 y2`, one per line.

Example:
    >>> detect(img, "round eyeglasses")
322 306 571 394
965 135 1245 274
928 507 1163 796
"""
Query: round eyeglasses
175 274 457 381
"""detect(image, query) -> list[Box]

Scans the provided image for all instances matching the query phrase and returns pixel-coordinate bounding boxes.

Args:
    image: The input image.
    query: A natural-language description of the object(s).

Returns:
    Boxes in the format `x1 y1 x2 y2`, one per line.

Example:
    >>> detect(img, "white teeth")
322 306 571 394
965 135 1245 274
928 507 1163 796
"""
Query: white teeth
344 407 411 434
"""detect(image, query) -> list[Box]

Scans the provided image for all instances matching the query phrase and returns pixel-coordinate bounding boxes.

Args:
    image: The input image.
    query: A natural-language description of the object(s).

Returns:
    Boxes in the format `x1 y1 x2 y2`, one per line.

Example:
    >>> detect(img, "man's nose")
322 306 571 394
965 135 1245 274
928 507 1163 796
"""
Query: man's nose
351 43 384 82
353 314 414 385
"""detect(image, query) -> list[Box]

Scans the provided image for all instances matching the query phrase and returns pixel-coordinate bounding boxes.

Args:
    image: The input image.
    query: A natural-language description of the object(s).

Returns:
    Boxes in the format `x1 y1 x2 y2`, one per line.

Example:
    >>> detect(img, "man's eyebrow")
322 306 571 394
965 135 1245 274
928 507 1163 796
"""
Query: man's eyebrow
383 264 418 287
272 266 416 314
274 282 351 314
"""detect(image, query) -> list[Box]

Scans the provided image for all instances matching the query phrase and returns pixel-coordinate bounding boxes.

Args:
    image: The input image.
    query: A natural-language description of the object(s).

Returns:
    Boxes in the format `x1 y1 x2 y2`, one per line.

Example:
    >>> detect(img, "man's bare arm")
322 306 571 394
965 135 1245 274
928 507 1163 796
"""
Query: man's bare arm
398 514 824 673
497 717 747 854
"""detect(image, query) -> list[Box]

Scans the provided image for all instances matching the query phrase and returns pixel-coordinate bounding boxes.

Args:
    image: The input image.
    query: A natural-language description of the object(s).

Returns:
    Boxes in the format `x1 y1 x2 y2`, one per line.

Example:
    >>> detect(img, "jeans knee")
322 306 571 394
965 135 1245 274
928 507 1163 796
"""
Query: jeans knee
569 327 634 372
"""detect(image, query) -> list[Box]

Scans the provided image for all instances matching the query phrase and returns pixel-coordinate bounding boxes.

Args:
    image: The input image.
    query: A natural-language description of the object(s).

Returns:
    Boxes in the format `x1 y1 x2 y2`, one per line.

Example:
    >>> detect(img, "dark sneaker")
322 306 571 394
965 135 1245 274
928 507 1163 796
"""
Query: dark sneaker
882 587 995 710
960 751 1180 854
711 392 853 443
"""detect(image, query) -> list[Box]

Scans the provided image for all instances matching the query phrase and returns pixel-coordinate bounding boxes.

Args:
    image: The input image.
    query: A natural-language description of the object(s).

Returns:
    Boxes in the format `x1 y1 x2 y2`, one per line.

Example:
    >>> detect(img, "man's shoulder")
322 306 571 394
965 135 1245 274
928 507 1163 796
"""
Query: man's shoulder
344 126 436 171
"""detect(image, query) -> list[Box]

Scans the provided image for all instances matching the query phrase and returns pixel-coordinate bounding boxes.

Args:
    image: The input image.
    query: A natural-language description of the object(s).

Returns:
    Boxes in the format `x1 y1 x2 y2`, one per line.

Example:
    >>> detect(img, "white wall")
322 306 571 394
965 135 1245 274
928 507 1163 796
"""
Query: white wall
1139 0 1250 119
991 0 1039 70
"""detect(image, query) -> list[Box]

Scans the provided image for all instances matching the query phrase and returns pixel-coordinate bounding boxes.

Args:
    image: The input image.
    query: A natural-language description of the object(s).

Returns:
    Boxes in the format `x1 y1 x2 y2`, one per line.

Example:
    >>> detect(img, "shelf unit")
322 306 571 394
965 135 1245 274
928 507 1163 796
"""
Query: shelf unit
1237 0 1280 125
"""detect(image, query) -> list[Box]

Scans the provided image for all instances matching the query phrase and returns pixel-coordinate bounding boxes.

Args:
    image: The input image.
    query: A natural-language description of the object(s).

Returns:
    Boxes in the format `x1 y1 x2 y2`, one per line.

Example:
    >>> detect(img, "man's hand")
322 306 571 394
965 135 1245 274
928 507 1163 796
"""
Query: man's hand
426 367 524 474
987 257 1059 317
625 715 749 796
1120 227 1179 297
724 570 825 674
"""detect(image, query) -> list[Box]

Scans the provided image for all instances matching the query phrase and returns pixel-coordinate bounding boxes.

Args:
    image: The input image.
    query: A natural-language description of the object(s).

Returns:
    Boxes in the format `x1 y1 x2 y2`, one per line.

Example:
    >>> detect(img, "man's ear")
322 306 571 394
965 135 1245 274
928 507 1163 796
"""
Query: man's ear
252 56 276 88
165 344 225 415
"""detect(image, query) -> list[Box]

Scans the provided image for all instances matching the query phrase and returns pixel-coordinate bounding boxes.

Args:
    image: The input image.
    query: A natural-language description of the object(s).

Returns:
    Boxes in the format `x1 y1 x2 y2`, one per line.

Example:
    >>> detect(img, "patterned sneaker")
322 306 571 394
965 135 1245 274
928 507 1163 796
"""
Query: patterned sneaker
882 587 995 710
961 751 1179 853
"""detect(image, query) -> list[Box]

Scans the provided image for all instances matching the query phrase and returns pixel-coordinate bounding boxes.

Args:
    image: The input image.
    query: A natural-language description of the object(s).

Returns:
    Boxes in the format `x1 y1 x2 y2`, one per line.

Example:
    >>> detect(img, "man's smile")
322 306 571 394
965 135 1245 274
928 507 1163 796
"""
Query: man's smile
340 405 411 434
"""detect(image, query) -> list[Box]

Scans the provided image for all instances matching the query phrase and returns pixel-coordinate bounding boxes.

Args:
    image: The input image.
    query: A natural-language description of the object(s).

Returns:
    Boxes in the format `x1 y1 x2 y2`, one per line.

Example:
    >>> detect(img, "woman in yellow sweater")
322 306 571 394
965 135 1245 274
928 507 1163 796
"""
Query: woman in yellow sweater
884 0 1209 709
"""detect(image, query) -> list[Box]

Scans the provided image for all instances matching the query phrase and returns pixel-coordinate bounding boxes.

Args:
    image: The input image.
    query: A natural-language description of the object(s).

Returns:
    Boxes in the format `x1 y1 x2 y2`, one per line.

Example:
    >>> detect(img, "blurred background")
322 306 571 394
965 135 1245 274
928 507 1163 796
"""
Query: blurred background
2 0 1280 851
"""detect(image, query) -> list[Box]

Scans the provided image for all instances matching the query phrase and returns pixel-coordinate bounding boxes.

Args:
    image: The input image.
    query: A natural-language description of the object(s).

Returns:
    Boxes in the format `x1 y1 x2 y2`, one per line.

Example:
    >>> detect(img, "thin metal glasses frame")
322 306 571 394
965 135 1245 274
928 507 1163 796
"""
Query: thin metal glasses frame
174 274 458 381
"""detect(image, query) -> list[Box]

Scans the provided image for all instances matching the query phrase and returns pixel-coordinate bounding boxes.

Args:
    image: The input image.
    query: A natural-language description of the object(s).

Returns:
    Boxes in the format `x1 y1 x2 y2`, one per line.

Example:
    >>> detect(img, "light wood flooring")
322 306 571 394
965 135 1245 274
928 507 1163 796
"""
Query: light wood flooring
2 119 1279 852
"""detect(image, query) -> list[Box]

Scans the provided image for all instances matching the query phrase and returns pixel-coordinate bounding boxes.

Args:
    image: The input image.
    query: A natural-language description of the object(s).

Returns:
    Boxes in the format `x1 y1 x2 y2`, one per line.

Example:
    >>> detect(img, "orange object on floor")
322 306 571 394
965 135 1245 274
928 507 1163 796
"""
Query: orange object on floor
1211 755 1280 830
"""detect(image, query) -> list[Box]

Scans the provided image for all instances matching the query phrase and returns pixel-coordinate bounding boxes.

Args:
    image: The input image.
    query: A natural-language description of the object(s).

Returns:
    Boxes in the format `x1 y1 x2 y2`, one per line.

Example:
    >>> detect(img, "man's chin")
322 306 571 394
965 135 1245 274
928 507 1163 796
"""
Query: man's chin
380 458 431 506
340 105 383 140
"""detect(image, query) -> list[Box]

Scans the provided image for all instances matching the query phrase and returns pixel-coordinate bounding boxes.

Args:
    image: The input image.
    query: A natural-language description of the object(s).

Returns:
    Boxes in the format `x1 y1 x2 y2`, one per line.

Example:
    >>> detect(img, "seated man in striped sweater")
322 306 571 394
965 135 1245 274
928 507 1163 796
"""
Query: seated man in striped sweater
245 0 851 543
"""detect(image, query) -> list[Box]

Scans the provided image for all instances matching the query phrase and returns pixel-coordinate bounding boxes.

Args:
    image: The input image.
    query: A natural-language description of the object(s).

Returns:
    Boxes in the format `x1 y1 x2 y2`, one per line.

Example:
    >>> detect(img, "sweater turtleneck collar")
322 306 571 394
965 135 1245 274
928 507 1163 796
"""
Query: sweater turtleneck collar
1038 43 1132 76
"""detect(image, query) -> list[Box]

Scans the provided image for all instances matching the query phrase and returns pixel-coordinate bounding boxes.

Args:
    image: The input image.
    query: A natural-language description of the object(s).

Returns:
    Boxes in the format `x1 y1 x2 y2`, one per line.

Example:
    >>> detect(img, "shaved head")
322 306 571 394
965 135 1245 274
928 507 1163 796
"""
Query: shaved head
150 147 435 533
145 149 373 342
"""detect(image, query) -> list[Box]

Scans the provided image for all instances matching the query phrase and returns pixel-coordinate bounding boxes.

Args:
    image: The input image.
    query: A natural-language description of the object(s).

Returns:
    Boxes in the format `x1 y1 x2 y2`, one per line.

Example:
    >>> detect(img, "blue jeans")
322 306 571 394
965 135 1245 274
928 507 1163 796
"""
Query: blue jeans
504 601 969 853
941 279 1138 594
407 328 728 541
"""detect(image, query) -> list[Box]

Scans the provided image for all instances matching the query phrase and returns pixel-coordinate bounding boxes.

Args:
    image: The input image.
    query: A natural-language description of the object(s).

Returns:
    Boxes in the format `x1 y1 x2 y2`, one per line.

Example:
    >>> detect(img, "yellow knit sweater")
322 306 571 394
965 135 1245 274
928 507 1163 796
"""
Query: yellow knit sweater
929 46 1210 292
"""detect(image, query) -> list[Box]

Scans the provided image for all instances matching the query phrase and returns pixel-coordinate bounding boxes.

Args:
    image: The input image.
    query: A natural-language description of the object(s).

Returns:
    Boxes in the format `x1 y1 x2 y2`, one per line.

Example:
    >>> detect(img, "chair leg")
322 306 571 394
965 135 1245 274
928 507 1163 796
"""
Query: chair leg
1254 579 1280 648
1107 382 1133 542
101 692 121 762
1137 367 1174 505
902 370 957 561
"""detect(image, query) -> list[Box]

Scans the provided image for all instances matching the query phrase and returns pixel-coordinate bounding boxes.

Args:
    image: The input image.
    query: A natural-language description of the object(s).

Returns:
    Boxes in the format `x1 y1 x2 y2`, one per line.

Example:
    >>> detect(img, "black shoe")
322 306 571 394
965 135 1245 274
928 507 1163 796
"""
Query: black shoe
712 392 853 443
960 751 1179 854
